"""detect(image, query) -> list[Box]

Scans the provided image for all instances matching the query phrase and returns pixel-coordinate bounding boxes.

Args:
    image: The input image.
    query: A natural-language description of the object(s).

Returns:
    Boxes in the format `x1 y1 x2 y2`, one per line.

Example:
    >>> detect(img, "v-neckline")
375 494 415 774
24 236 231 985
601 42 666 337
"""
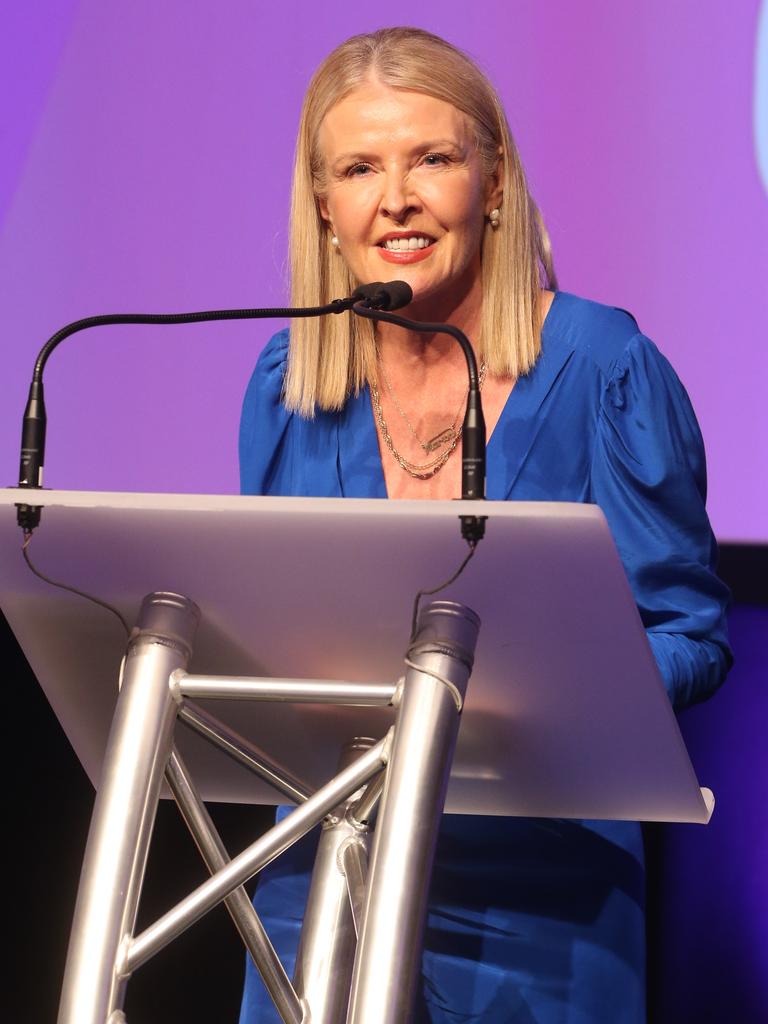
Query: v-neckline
338 292 569 500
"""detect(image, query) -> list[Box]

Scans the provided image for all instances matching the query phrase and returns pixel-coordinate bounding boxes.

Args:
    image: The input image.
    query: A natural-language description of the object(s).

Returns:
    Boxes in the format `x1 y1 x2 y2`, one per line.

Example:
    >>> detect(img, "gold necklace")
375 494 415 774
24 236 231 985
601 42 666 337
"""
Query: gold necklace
370 362 487 480
378 360 471 452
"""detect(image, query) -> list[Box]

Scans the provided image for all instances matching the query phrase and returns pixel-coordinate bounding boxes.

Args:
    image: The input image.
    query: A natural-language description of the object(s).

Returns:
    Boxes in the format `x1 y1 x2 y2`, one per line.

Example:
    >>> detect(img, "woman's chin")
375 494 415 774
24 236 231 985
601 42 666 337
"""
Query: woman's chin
354 259 479 321
396 278 473 322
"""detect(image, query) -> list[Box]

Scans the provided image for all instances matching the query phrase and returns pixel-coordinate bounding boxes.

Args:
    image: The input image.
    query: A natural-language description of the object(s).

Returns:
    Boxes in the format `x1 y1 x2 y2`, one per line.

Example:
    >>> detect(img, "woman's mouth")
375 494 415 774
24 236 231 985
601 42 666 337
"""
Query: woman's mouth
377 234 436 263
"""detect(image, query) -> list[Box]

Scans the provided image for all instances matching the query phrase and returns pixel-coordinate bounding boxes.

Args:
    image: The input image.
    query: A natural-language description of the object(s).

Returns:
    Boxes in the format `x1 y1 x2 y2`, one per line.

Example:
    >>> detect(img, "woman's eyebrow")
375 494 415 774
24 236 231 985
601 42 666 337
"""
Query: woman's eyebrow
414 139 465 152
330 151 375 167
329 140 466 168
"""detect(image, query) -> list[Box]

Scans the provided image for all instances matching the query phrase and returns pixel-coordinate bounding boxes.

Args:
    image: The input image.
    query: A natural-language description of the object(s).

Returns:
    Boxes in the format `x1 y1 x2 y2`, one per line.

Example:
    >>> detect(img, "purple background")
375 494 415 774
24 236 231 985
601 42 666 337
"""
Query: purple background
1 0 767 540
1 2 766 1017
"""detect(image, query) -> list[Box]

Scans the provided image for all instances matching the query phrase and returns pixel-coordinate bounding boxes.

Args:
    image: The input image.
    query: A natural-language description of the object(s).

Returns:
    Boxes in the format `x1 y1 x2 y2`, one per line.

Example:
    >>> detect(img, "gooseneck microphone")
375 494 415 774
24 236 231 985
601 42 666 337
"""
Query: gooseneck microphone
352 280 414 312
351 283 487 544
15 287 408 532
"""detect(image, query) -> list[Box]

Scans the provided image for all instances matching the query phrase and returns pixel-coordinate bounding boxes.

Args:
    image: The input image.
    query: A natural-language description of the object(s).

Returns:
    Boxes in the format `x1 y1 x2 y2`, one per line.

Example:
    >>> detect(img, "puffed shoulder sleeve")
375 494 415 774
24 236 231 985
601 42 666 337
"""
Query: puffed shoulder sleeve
239 329 293 495
590 332 732 709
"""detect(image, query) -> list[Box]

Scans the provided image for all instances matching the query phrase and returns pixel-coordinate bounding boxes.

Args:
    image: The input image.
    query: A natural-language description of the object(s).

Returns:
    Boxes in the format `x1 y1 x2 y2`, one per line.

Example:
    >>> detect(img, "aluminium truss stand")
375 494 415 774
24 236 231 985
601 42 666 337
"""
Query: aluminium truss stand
56 591 480 1024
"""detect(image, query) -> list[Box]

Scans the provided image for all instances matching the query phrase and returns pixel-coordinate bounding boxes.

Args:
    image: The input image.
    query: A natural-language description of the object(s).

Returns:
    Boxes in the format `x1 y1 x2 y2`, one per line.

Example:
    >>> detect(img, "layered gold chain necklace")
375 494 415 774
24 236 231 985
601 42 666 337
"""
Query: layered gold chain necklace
370 357 487 480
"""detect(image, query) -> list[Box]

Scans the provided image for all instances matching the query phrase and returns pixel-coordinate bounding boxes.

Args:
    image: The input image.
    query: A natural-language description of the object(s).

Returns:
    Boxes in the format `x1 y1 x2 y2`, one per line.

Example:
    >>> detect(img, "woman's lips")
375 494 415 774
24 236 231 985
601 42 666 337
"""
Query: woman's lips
377 242 436 264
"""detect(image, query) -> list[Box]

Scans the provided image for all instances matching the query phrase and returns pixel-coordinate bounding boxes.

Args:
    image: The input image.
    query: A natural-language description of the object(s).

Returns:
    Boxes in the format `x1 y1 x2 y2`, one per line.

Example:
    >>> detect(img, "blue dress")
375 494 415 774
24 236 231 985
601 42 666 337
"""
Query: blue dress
238 292 731 1023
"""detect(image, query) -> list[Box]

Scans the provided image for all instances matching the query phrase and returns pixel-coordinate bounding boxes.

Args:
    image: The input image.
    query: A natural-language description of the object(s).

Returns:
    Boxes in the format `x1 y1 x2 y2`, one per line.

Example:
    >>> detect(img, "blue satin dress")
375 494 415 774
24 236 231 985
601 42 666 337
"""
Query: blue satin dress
237 292 731 1023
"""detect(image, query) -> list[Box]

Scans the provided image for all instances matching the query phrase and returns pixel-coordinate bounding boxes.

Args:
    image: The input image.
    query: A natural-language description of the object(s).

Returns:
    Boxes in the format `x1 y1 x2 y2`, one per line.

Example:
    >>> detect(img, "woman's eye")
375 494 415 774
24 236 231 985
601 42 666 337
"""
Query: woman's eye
347 163 372 177
423 153 449 166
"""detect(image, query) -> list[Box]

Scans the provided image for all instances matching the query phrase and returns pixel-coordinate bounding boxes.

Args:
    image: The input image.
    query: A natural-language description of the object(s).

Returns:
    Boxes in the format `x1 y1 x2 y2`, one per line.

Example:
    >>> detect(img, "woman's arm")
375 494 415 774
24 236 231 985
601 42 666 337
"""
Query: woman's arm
590 332 732 710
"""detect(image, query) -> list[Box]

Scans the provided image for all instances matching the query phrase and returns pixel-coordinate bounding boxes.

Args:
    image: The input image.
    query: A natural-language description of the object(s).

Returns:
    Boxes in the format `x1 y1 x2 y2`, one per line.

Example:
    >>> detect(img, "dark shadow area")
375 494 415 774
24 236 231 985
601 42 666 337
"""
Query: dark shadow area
716 542 768 606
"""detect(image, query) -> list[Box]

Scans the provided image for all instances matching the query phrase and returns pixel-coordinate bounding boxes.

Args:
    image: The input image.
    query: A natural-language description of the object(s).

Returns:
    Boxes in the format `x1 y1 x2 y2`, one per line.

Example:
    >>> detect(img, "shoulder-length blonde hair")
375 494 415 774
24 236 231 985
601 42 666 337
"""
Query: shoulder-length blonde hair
284 26 557 416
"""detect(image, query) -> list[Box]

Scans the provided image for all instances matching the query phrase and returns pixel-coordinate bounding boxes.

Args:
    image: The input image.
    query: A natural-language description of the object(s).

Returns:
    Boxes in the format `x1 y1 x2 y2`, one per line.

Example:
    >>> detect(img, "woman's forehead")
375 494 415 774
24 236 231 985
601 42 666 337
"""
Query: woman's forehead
318 83 472 153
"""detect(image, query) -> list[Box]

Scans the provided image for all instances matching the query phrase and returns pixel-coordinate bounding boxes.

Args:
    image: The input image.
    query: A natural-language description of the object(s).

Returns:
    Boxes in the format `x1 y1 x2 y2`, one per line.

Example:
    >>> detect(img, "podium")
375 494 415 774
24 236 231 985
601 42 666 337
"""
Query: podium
1 489 712 1024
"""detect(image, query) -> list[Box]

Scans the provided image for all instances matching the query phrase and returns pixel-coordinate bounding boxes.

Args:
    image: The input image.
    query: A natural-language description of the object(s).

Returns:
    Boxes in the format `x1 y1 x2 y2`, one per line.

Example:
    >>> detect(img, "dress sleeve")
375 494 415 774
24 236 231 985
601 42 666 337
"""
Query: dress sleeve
238 329 293 495
590 332 732 710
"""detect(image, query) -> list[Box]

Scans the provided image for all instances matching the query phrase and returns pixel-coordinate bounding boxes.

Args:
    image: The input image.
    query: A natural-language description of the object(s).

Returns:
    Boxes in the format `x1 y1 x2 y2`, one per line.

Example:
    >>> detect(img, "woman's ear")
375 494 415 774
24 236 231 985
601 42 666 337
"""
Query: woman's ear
485 146 504 214
318 196 332 225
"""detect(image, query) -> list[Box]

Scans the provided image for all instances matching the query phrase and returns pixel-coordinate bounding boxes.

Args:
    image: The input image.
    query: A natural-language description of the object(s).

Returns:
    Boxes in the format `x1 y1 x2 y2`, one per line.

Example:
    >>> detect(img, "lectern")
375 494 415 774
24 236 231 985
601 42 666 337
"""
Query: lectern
0 490 713 1024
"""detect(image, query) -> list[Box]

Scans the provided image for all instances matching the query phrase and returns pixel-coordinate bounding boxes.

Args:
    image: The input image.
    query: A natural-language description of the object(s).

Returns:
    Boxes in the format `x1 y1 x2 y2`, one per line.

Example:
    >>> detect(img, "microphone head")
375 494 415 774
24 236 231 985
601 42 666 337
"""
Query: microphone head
352 280 413 311
381 280 413 311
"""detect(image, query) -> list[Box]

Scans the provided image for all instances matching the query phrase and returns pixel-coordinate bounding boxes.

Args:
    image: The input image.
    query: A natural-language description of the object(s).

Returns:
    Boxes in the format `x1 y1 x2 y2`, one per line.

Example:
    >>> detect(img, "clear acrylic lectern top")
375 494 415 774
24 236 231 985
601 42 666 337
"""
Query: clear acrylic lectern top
0 488 712 822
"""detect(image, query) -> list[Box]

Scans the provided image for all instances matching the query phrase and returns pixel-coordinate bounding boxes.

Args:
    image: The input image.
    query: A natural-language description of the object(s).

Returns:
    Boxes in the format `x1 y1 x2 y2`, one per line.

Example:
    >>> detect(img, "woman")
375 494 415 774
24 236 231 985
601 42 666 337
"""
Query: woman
239 27 731 1023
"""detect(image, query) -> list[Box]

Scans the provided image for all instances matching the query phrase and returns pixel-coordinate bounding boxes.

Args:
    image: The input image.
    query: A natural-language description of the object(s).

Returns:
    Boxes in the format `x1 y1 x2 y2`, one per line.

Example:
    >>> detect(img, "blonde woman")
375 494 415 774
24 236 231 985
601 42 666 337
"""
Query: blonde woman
239 27 730 1023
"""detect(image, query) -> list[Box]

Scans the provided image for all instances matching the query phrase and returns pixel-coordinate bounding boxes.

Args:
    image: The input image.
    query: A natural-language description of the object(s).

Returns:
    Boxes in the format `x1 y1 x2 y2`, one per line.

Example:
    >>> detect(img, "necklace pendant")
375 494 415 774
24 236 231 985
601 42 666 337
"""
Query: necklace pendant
423 428 456 453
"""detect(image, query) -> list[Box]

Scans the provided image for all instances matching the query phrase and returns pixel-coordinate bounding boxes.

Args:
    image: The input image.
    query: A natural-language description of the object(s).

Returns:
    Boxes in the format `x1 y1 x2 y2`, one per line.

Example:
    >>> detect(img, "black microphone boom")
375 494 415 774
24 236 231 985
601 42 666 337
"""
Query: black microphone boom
351 288 487 544
15 286 404 532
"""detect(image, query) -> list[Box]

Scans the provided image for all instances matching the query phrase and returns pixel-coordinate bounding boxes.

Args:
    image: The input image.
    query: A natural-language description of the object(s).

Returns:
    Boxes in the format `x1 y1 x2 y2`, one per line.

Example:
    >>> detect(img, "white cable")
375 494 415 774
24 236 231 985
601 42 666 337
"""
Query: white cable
403 658 464 712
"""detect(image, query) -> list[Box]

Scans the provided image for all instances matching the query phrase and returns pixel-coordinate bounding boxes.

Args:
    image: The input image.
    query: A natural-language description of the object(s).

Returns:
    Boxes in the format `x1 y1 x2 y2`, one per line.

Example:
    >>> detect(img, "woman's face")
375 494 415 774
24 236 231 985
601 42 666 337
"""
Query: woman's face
317 80 501 310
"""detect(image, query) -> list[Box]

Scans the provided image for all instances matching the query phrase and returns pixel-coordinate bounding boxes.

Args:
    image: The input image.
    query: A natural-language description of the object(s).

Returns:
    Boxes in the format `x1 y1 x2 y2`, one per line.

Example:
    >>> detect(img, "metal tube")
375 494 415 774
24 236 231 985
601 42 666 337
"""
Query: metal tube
340 840 368 939
123 732 391 974
347 601 480 1024
57 592 199 1024
349 771 385 827
293 740 373 1024
177 674 396 705
179 701 313 804
165 749 303 1024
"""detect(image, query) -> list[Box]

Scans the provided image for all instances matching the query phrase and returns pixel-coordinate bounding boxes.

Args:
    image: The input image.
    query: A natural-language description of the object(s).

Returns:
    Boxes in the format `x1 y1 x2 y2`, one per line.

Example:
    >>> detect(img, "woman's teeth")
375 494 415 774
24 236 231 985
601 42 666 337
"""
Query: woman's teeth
382 237 432 251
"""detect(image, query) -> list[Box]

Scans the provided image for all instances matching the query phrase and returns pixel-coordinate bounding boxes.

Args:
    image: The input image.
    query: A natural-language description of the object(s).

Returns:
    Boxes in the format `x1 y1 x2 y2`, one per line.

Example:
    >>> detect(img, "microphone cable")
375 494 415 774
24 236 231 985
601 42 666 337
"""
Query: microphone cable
410 539 479 643
21 531 131 639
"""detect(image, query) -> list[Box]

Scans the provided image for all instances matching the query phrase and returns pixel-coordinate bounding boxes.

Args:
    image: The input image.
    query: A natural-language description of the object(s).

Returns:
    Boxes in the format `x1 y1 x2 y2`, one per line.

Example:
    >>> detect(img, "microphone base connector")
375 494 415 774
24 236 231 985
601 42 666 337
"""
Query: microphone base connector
459 515 487 545
15 496 43 532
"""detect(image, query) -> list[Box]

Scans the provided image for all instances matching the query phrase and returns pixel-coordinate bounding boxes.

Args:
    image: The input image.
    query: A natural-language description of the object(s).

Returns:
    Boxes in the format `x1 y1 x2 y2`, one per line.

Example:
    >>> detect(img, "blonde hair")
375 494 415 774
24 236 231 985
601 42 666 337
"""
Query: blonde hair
285 26 557 416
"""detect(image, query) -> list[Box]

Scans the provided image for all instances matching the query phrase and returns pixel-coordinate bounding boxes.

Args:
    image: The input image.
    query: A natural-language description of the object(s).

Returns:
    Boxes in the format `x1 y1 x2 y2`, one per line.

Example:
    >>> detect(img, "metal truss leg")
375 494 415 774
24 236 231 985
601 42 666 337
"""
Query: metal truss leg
347 600 480 1024
293 739 377 1024
57 593 199 1024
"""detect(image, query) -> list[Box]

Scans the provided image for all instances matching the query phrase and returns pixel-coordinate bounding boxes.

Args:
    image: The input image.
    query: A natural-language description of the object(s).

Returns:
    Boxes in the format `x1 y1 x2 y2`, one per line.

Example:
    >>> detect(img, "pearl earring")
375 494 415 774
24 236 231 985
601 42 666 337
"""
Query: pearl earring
488 208 501 229
331 235 340 249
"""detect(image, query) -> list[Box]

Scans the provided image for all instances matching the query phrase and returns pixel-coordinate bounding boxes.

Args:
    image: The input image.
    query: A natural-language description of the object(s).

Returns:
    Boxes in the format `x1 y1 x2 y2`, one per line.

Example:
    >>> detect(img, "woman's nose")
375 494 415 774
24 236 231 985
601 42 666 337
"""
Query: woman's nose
380 171 418 222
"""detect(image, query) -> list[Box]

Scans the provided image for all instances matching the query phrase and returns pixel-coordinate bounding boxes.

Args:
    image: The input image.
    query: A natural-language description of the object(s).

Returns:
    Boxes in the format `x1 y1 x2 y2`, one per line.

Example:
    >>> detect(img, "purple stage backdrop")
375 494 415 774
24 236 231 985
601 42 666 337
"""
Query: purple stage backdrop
1 4 766 1019
1 0 767 540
